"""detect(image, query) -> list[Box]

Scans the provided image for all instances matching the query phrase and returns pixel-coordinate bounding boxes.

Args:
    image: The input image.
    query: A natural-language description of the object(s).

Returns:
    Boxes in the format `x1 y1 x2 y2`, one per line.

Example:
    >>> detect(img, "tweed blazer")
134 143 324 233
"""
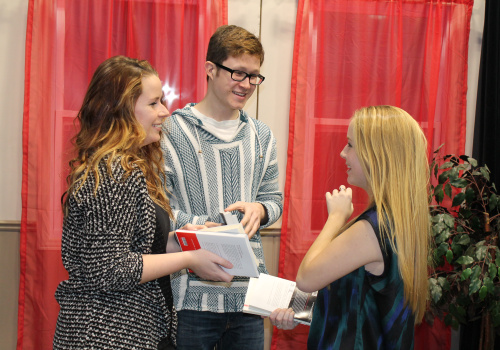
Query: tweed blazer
53 159 175 349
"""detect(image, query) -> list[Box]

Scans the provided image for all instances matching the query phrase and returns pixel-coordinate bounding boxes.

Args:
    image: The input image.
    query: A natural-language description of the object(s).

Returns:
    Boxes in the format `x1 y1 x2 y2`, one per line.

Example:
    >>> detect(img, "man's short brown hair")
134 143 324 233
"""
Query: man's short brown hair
206 25 264 66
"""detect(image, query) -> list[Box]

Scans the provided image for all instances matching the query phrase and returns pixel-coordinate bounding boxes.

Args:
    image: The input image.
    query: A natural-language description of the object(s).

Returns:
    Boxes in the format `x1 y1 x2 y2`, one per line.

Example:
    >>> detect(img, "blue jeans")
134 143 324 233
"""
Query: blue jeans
176 310 264 350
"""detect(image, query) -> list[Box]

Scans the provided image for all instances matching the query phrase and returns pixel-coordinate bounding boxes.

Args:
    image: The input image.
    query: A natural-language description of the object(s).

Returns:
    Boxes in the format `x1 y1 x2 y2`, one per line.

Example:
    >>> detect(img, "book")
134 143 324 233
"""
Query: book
219 211 239 225
175 223 259 278
243 273 317 326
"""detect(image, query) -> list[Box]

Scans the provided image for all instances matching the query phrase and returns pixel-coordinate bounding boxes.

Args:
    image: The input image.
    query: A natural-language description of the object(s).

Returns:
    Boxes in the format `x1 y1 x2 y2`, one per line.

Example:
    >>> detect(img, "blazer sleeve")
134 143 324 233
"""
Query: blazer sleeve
63 167 153 292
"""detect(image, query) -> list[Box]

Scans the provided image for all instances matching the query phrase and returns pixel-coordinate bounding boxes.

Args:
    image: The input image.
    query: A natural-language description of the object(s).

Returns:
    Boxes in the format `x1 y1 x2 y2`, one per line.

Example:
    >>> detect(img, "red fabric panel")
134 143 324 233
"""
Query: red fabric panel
274 0 473 349
18 1 227 349
415 315 452 349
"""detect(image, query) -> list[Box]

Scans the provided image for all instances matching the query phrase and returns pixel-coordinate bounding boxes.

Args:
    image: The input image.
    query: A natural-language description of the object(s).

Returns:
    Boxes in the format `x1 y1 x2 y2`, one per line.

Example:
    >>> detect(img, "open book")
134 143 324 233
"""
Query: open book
243 273 317 326
175 223 259 278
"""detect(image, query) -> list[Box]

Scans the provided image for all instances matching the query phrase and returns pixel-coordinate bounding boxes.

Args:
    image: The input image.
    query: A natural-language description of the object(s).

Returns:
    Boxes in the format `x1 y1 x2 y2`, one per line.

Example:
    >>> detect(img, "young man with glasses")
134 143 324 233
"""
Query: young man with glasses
161 25 283 349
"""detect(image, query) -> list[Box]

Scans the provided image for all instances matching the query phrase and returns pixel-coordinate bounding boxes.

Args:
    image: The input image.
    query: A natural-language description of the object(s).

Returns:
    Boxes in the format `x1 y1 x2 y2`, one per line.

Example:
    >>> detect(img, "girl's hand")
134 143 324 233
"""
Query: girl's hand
204 221 222 228
269 308 298 330
187 249 234 282
326 185 354 221
180 223 208 231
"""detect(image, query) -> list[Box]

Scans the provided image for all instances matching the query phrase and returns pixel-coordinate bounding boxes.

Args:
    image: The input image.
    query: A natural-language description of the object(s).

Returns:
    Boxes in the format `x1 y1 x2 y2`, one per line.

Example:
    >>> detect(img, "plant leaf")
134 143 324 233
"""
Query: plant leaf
432 221 447 237
440 162 454 169
446 249 453 263
457 256 474 265
442 213 455 227
437 276 450 291
461 267 472 280
438 170 451 184
484 276 494 293
468 157 478 167
490 193 498 211
457 234 470 245
471 265 481 280
434 144 444 153
434 185 444 204
429 278 442 304
480 167 491 182
449 178 468 188
489 263 498 279
465 188 476 203
469 276 482 295
437 231 451 244
479 285 488 300
476 243 487 261
452 192 466 207
444 183 452 199
459 208 472 219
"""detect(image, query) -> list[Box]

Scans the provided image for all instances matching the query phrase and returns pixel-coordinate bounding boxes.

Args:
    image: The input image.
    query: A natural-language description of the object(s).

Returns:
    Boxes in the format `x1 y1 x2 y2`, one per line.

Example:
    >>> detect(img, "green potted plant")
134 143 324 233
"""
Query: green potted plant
427 145 500 350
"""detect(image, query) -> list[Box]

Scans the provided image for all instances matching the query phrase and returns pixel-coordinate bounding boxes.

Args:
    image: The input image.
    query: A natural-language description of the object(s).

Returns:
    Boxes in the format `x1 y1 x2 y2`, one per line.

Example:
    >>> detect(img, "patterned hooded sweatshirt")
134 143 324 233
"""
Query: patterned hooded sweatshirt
161 103 283 312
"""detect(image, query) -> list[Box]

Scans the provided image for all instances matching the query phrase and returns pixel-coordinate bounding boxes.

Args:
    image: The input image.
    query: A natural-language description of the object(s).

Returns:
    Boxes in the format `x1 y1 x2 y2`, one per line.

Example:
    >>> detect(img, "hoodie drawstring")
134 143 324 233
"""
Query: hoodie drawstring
248 121 263 160
194 127 203 155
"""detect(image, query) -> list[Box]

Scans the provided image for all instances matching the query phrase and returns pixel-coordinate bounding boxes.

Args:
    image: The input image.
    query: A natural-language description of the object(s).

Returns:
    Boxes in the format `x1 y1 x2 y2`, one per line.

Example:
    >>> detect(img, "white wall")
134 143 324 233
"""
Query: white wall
465 0 486 156
0 0 26 221
0 1 27 347
229 0 297 228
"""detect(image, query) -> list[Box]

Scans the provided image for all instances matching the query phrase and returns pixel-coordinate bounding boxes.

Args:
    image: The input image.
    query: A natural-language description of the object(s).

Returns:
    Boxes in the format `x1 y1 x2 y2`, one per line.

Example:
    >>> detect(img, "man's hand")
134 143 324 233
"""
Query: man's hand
224 202 266 239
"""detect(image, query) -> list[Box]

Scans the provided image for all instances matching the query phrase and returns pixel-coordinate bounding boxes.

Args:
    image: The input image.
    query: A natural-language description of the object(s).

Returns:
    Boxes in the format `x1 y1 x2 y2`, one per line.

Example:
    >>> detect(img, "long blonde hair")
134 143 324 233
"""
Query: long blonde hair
352 105 430 323
63 56 172 219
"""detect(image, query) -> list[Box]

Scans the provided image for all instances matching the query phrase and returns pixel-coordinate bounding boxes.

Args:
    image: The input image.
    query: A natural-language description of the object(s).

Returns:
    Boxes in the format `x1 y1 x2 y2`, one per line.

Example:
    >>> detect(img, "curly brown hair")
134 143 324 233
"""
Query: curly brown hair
63 55 172 219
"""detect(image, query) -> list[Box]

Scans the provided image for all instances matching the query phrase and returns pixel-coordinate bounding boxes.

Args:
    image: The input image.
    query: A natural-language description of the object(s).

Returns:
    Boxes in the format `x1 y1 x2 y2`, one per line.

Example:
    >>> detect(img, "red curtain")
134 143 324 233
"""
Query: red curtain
18 1 227 349
273 0 473 349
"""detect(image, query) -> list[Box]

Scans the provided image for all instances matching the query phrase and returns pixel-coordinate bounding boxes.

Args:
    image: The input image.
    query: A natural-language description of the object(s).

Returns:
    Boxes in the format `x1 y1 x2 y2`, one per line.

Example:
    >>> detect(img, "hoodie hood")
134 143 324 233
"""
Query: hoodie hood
172 103 249 127
170 103 262 159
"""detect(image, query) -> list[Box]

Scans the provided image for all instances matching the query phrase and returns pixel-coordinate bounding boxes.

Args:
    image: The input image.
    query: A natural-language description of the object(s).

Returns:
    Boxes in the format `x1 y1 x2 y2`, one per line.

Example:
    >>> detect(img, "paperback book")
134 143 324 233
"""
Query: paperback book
175 223 259 278
243 273 317 326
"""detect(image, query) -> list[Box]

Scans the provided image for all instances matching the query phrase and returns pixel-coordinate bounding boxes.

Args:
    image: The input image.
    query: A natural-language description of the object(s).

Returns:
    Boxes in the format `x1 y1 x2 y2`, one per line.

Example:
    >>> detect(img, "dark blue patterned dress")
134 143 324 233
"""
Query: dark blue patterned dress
308 207 415 350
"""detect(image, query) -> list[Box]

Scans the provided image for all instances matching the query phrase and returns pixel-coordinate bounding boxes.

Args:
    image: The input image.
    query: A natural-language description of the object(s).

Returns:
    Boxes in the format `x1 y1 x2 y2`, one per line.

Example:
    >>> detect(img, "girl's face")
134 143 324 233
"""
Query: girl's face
340 122 370 192
135 75 170 147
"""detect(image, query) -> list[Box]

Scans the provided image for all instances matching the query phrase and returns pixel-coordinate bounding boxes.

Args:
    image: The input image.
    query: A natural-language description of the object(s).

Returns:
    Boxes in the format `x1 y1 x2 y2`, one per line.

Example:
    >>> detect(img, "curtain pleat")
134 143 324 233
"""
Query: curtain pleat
274 1 474 349
18 1 227 349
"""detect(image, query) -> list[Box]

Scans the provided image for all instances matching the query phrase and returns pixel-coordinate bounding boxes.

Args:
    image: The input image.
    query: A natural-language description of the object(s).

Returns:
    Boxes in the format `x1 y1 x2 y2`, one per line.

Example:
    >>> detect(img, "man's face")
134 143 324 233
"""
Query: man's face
210 54 261 113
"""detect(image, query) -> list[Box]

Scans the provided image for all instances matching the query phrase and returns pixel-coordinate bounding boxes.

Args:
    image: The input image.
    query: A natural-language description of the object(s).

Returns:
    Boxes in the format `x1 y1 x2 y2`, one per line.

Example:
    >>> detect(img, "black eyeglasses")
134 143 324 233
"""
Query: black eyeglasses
214 62 265 85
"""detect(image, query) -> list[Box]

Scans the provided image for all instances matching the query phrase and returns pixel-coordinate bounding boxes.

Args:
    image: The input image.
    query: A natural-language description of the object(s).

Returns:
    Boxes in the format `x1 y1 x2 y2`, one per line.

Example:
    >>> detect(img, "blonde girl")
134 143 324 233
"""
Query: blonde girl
271 105 429 350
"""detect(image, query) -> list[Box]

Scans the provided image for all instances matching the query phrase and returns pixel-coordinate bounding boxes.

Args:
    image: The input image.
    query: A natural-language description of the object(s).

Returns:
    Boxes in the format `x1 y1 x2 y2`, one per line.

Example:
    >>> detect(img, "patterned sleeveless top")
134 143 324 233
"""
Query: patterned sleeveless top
307 207 415 350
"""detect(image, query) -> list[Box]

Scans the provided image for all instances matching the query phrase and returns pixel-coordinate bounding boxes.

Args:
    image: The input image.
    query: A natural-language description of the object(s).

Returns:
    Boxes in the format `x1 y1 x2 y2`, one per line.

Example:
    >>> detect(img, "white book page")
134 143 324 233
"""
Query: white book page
247 273 296 312
195 233 258 277
201 223 245 234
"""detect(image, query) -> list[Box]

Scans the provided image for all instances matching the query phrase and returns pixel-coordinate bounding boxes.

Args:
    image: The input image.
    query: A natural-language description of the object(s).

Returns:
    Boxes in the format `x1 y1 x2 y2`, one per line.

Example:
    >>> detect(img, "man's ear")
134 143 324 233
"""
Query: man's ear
205 61 217 80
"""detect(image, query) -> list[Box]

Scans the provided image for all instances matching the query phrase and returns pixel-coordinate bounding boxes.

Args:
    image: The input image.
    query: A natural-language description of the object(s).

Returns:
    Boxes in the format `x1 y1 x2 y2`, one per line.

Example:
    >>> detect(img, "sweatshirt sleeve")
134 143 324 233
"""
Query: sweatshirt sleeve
255 133 283 228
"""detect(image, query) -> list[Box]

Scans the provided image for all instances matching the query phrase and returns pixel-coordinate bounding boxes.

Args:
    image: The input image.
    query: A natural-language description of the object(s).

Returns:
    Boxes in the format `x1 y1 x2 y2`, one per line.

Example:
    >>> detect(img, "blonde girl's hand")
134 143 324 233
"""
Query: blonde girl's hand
325 185 354 221
269 308 298 330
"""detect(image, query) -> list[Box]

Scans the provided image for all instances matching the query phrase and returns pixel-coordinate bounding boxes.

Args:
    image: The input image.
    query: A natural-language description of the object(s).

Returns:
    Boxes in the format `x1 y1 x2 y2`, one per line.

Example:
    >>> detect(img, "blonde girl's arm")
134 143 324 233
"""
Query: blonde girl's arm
296 188 383 292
